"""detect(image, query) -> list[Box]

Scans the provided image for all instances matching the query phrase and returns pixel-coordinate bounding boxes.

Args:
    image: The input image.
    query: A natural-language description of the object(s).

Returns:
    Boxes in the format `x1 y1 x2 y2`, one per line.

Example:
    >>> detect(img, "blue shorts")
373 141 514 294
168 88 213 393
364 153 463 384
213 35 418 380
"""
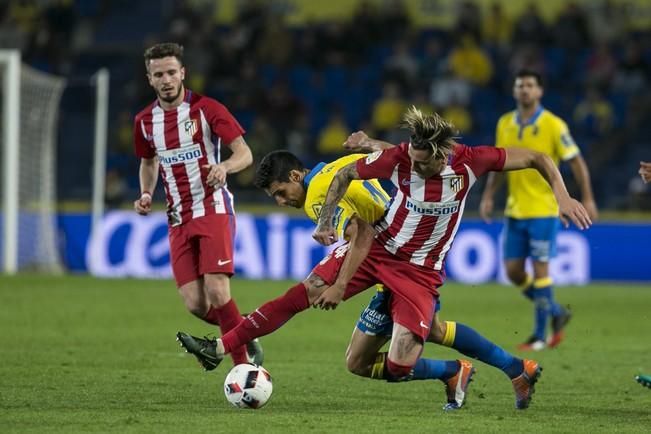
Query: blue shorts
503 217 560 262
356 288 441 337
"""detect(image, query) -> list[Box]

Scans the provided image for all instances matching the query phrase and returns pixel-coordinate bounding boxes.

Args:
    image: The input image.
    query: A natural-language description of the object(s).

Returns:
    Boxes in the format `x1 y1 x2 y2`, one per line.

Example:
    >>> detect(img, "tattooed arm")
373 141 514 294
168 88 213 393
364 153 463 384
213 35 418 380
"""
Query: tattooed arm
313 216 375 310
312 162 361 246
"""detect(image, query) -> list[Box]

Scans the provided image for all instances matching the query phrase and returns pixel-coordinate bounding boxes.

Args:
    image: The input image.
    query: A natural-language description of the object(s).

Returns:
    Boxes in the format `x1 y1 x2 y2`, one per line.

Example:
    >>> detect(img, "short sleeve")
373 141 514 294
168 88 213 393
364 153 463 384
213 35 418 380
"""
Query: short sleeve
133 118 155 159
203 99 245 146
355 145 402 180
553 118 580 161
466 145 506 177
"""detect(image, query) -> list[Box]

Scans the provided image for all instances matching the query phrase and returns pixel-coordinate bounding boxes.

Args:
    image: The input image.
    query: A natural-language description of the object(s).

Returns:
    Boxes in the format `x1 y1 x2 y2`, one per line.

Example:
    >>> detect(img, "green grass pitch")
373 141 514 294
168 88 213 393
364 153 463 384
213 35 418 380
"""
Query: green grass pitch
1 275 650 433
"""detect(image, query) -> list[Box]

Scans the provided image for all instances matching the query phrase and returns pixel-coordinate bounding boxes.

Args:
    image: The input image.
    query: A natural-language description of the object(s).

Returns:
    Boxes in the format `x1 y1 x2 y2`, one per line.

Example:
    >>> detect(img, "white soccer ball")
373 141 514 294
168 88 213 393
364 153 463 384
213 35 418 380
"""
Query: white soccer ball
223 363 273 409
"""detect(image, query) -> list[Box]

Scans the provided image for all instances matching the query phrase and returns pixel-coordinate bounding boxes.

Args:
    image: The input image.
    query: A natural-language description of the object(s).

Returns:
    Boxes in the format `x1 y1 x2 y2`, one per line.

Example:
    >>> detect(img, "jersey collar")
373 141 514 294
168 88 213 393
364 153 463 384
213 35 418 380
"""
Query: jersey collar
516 105 544 127
303 162 326 189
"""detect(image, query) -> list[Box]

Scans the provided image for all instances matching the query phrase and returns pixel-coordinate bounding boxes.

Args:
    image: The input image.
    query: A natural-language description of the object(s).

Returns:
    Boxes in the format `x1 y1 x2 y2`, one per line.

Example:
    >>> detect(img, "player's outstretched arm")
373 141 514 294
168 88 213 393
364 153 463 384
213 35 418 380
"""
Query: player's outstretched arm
313 216 375 310
134 157 159 215
203 136 253 187
502 148 592 230
567 155 598 221
343 131 394 153
313 162 360 246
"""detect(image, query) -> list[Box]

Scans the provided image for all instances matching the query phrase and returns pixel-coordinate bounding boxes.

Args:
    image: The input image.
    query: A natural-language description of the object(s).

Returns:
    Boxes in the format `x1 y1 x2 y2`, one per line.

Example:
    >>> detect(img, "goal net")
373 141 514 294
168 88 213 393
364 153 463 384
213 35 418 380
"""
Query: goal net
1 51 66 273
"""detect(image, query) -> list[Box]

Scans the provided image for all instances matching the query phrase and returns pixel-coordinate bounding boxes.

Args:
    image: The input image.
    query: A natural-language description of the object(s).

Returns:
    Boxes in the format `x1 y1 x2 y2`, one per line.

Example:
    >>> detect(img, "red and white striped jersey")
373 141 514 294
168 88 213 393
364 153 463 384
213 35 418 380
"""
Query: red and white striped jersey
356 142 506 271
134 90 245 226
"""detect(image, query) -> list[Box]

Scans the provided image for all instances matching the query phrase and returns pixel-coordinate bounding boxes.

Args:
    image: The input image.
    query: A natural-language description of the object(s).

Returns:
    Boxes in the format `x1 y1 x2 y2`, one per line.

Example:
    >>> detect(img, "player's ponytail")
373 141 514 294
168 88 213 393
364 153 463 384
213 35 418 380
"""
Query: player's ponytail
401 106 457 159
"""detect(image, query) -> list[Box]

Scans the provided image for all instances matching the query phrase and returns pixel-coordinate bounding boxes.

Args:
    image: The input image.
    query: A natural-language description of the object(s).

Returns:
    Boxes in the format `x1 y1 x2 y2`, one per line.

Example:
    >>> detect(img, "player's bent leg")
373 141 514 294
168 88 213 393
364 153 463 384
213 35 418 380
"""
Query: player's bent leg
203 273 250 365
203 273 232 306
178 279 210 319
345 328 390 377
177 279 311 371
386 323 423 378
437 320 525 379
218 278 317 360
346 288 393 377
388 323 473 410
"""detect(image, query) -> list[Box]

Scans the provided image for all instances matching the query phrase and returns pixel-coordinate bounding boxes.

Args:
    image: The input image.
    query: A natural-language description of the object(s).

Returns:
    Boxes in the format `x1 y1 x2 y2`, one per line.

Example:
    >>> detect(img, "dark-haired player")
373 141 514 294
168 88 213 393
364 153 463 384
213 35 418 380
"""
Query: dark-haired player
181 107 591 409
133 42 262 368
480 70 598 350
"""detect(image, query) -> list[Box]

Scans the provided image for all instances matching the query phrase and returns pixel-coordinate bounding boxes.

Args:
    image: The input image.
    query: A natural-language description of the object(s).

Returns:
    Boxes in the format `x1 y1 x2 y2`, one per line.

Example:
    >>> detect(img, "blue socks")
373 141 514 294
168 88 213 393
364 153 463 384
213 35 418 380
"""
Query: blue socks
528 277 563 339
412 358 459 381
444 321 524 379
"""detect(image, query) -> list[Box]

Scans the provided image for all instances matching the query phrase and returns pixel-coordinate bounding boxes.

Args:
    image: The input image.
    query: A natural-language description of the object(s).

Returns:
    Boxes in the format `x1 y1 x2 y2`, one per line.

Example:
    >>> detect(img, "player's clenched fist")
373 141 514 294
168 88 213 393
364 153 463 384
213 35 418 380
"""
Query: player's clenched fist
134 192 152 215
343 131 370 152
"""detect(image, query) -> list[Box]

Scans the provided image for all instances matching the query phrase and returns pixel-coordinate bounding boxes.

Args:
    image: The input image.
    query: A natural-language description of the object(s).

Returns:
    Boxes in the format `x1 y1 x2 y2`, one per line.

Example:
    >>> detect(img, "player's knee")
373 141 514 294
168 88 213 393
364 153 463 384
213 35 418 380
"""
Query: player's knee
204 274 232 306
345 352 369 377
428 318 446 344
181 296 207 318
505 267 525 284
385 358 413 382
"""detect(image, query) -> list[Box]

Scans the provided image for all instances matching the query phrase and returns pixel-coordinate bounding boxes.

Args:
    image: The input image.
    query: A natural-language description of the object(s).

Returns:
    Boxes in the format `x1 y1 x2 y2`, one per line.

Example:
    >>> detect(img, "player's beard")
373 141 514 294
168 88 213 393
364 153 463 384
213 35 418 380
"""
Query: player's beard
158 83 183 104
518 95 537 110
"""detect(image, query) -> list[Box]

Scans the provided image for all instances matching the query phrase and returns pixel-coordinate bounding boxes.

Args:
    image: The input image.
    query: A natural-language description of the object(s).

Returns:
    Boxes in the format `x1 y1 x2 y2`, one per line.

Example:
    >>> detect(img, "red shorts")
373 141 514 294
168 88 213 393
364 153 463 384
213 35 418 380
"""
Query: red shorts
312 240 443 341
168 213 235 287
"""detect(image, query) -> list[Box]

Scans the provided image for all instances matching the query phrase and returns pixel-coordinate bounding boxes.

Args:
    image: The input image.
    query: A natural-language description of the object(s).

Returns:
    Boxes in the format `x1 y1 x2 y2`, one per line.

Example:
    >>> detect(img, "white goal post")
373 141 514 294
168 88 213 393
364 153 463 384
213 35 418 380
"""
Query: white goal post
0 50 67 274
1 50 21 274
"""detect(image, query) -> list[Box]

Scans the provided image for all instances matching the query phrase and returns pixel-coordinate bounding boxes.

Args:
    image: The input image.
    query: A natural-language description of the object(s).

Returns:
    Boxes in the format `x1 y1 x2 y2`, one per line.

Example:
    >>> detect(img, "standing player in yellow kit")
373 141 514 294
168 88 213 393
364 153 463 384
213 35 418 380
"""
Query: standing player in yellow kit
480 70 599 350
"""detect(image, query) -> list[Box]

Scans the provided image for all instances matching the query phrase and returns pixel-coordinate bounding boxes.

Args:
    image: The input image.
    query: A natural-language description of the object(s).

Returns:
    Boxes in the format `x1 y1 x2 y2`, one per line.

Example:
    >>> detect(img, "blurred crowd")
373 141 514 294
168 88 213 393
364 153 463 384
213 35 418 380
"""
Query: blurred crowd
1 0 650 209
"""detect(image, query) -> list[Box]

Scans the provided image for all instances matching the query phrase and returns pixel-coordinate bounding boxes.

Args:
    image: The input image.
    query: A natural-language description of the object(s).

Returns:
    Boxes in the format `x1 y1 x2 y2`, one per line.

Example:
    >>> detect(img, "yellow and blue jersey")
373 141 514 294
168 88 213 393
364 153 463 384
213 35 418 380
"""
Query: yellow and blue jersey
304 154 391 315
303 153 391 239
495 106 580 218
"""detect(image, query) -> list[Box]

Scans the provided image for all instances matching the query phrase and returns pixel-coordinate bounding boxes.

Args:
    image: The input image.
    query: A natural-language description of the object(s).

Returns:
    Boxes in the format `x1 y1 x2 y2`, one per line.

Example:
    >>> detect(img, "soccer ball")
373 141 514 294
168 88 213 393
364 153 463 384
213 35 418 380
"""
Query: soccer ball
223 363 273 409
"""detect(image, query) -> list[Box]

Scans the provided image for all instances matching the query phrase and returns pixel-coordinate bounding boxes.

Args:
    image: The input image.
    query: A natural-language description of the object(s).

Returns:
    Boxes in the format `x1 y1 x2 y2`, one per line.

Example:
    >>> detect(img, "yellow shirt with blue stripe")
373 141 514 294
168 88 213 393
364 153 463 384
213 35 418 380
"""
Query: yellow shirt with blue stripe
303 153 390 239
496 106 580 218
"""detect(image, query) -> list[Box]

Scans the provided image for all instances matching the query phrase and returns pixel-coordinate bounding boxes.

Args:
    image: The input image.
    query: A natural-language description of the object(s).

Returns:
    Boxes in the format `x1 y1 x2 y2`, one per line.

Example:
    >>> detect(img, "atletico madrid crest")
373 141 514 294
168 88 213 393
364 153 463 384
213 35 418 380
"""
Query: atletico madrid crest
183 119 197 136
449 175 464 192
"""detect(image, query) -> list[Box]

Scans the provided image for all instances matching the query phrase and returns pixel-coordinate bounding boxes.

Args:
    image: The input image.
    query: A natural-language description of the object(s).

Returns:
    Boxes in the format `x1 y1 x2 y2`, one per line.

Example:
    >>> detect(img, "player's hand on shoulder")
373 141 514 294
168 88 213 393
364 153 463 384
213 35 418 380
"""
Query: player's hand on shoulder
134 192 152 215
313 282 346 310
202 163 228 188
343 131 370 153
558 197 592 230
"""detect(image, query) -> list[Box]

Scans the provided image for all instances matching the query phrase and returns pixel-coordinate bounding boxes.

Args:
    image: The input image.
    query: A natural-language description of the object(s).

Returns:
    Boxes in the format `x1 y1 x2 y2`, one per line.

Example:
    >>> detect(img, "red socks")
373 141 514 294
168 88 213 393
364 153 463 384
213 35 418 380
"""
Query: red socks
212 299 248 365
222 283 309 354
203 305 221 325
385 358 413 381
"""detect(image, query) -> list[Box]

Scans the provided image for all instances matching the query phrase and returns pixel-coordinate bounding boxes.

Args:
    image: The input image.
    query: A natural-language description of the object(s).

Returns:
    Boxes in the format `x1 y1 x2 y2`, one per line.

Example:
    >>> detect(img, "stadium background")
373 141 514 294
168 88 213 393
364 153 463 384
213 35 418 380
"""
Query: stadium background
3 0 649 281
1 1 651 432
